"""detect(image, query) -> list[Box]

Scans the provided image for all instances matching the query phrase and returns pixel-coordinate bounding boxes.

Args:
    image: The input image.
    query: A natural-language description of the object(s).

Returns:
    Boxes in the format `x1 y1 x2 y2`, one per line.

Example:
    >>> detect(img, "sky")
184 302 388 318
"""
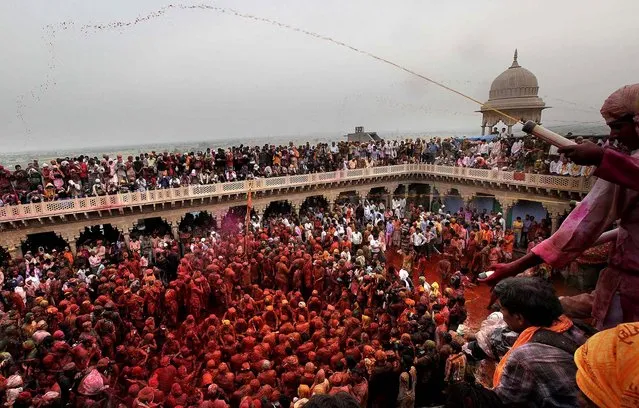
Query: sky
1 0 638 152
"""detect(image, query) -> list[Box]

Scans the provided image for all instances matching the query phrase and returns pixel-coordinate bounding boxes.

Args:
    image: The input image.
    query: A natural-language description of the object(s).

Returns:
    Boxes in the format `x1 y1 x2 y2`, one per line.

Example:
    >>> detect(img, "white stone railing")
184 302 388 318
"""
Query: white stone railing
0 164 593 223
424 164 596 192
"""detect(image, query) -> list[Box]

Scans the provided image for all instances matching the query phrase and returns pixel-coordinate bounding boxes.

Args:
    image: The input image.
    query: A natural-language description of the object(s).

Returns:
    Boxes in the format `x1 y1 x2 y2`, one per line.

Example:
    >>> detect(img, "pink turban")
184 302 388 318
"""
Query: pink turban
601 84 639 132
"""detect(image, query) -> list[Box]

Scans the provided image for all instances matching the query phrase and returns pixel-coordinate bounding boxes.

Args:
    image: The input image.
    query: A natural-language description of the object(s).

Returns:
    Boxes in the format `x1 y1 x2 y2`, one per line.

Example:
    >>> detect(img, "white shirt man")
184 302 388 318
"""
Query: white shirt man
412 230 426 248
370 237 381 255
549 158 561 174
511 140 523 156
351 230 363 246
495 214 506 230
399 197 407 217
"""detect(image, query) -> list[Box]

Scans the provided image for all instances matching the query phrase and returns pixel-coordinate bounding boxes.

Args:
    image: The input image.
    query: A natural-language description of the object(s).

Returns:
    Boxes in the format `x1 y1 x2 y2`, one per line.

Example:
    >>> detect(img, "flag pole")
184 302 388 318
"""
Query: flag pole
245 184 252 260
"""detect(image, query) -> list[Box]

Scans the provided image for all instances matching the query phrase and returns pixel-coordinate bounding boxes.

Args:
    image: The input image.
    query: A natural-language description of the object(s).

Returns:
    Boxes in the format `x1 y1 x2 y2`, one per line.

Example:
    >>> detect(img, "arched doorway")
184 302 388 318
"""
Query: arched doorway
407 183 430 208
468 194 497 216
136 217 172 238
368 187 390 208
179 211 217 234
335 191 360 206
444 188 464 215
262 201 294 222
221 206 255 235
300 195 329 216
22 232 69 255
77 224 122 248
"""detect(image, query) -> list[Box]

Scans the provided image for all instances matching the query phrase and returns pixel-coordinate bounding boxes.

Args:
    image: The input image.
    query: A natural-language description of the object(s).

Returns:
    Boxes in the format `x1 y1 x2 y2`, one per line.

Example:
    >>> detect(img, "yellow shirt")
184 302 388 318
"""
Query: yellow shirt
513 220 524 233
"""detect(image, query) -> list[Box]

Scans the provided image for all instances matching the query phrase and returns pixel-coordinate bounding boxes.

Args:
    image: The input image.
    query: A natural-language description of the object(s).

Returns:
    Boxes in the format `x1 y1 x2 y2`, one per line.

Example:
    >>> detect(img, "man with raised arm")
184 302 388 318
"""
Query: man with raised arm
483 84 639 330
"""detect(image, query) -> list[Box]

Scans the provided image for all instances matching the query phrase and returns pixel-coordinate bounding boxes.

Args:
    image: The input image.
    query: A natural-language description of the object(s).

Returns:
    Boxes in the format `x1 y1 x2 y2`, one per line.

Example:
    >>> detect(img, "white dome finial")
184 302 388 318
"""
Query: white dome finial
511 49 520 68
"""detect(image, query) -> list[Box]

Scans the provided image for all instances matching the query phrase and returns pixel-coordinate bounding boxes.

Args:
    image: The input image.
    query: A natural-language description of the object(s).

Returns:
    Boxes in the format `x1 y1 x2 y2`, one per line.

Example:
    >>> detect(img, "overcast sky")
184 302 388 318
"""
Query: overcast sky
1 0 638 152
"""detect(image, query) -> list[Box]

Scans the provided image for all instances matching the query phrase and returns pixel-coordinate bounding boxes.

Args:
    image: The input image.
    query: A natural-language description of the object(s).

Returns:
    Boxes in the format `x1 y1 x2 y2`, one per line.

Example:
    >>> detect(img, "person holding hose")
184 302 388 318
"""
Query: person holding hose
482 84 639 330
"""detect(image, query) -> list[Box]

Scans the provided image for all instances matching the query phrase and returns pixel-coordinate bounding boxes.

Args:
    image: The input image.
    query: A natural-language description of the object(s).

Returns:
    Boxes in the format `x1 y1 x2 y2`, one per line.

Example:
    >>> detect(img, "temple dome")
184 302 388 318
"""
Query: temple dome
488 50 540 100
478 50 547 134
481 50 546 111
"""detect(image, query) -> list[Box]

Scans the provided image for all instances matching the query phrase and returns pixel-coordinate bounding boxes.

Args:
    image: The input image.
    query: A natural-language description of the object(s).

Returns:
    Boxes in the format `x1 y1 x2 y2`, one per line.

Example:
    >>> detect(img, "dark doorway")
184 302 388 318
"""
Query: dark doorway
22 232 68 255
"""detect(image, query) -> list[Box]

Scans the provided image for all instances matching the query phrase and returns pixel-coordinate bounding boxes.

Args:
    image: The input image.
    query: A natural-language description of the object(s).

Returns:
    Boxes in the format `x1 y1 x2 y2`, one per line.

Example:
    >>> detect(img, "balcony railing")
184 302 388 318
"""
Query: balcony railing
0 164 594 223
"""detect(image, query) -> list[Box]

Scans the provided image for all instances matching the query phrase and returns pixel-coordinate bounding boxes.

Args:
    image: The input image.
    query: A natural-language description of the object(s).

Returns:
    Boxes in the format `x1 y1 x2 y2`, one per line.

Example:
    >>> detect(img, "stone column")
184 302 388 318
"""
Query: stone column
112 222 135 249
385 183 399 210
544 203 571 234
8 245 23 259
171 224 180 241
67 239 77 256
290 199 304 216
356 189 369 205
497 197 517 228
58 229 80 256
122 231 131 248
428 191 433 212
325 193 338 210
457 187 475 211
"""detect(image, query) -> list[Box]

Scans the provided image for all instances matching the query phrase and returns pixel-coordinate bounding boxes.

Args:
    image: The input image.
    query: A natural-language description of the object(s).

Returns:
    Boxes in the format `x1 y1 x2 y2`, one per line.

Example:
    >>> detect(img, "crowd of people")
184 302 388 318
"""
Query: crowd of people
0 189 598 408
0 133 600 206
0 194 477 407
1 83 638 408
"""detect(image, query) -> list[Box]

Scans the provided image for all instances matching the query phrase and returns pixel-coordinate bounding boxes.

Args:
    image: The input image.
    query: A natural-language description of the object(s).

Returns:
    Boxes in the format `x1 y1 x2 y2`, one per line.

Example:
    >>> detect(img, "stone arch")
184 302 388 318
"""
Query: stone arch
220 205 255 235
429 184 449 213
393 184 410 198
76 223 125 248
128 217 175 244
468 193 498 215
178 211 218 238
406 183 430 208
262 200 294 221
443 188 465 215
510 200 550 231
367 186 390 206
300 195 329 214
335 190 362 206
22 231 70 255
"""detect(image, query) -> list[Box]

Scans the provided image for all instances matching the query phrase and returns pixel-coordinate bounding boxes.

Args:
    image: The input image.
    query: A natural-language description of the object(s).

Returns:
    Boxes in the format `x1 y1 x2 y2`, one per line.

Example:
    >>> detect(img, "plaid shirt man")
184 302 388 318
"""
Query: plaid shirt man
495 326 587 407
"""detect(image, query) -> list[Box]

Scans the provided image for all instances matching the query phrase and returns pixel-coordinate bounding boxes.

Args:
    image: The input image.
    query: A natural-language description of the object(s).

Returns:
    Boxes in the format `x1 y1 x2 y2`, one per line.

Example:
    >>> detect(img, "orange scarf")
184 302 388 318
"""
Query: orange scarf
493 315 573 388
575 322 639 408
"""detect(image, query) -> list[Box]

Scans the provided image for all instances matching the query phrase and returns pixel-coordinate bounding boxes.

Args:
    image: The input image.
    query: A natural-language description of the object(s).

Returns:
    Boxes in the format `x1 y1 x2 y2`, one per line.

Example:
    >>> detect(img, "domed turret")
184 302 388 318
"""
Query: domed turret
489 50 540 100
478 50 548 135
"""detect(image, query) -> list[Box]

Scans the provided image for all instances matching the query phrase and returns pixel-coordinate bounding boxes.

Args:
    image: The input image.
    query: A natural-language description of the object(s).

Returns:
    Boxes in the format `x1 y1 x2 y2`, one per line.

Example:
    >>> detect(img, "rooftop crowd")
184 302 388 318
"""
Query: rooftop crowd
0 82 638 408
0 133 600 206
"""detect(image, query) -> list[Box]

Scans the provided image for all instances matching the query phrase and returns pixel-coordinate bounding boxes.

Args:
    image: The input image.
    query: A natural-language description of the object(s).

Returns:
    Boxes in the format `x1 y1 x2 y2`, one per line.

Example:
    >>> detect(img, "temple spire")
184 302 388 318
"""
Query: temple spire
510 49 520 68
